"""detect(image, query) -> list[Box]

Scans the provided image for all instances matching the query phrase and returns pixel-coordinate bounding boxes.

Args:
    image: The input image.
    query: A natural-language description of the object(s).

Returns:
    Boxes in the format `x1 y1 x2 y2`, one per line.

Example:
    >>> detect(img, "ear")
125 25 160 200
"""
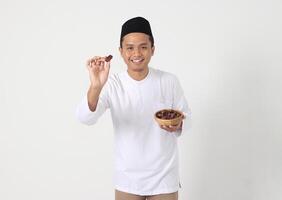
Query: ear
151 46 155 56
119 47 122 55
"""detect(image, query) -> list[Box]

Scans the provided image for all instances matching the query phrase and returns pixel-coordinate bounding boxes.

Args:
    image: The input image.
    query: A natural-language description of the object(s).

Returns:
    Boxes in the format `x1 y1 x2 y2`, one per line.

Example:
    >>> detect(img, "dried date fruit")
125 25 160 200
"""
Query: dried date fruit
105 55 113 62
156 109 181 120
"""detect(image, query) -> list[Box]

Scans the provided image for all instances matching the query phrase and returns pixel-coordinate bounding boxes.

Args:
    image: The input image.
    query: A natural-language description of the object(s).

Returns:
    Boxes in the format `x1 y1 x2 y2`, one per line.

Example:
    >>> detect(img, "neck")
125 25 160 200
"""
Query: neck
127 67 149 81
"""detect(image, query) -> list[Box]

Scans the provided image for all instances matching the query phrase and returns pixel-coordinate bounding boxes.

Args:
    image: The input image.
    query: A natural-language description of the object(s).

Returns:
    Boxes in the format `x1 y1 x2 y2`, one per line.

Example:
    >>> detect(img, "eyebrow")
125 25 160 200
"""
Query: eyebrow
125 42 149 46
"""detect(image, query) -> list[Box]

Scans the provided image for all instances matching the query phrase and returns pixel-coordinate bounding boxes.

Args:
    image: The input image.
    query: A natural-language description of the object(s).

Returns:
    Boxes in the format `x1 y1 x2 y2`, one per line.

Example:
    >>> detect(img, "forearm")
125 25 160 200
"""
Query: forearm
87 85 102 112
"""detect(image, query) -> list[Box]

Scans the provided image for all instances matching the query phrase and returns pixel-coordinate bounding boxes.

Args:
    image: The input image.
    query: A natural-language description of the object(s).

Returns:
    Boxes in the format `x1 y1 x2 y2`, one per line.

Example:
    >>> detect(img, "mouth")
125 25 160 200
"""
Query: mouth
130 58 144 64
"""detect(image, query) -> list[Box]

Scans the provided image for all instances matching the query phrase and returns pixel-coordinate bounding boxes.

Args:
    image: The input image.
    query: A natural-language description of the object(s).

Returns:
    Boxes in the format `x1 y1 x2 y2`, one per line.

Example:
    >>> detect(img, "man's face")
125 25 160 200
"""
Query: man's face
119 32 155 72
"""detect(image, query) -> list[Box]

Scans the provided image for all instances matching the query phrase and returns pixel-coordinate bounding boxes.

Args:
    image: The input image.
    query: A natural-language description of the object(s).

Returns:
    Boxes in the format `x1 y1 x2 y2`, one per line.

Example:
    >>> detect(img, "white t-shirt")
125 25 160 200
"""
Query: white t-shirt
76 67 191 196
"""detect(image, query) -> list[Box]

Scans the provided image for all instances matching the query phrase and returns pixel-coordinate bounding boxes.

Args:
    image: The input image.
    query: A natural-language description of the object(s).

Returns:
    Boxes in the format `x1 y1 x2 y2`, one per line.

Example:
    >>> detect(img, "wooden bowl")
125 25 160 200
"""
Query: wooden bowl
154 109 184 126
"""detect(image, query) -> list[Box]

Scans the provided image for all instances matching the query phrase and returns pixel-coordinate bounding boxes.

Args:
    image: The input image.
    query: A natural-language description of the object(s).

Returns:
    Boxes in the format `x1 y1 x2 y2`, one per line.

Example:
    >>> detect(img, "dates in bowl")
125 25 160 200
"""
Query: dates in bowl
155 109 184 126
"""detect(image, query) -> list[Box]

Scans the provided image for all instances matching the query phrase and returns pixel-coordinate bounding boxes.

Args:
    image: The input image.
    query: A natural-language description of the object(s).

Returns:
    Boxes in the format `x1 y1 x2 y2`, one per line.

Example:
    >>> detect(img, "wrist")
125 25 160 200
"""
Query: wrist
89 84 103 91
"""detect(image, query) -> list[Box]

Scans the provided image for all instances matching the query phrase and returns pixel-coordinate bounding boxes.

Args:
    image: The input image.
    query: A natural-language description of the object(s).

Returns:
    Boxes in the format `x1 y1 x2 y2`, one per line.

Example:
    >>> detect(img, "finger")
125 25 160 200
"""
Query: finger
90 60 96 68
160 125 174 132
87 63 97 72
99 63 103 71
89 59 96 67
100 57 107 62
96 57 106 63
87 63 91 71
92 56 101 60
87 59 94 69
86 59 91 66
86 56 109 72
89 56 103 66
169 123 182 131
104 61 111 72
167 125 179 131
167 127 177 132
99 60 105 67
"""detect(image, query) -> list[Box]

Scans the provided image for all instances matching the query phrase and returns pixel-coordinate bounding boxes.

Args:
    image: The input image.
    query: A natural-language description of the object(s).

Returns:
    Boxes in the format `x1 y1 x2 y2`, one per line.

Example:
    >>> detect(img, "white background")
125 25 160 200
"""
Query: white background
1 0 281 199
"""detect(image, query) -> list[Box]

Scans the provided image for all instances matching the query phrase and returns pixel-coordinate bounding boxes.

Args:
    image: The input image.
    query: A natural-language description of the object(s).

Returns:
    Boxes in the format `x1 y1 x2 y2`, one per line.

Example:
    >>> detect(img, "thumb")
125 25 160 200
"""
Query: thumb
104 60 111 73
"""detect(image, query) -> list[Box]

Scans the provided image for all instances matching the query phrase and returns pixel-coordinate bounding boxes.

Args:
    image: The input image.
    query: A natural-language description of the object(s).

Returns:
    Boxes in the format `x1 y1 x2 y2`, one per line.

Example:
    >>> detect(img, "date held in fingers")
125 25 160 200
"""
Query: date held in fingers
105 55 113 62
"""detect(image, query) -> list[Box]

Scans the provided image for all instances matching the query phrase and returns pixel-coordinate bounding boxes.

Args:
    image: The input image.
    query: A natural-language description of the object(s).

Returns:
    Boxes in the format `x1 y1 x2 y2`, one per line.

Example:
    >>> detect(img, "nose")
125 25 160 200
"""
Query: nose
133 47 141 56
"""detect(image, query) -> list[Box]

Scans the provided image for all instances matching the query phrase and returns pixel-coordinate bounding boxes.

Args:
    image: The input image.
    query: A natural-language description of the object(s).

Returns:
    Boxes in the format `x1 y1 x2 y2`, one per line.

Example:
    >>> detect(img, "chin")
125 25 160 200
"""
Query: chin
128 64 147 72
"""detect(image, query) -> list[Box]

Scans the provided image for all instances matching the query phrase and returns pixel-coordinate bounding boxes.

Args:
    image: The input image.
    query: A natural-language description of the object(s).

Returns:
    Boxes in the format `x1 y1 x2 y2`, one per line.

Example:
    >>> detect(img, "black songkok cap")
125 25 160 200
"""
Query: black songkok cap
120 16 154 46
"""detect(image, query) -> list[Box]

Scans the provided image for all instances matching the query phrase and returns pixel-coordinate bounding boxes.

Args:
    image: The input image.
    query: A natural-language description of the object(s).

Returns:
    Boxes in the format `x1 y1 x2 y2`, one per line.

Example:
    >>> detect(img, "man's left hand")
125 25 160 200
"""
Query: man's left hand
160 120 183 133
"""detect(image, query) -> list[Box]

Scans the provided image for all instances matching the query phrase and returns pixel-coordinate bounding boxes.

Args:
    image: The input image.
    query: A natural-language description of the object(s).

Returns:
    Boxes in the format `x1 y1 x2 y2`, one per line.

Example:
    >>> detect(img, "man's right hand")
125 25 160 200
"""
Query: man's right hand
86 56 111 89
86 56 111 112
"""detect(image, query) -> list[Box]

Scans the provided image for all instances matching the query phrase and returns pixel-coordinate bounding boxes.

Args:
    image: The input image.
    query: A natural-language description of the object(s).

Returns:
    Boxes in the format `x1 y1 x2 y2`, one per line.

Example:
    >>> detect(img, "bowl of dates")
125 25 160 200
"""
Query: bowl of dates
155 109 184 126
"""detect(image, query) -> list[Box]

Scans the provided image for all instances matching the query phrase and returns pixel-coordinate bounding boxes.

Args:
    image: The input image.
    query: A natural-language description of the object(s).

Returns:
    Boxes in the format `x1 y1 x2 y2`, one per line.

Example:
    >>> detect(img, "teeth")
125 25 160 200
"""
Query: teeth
132 59 143 63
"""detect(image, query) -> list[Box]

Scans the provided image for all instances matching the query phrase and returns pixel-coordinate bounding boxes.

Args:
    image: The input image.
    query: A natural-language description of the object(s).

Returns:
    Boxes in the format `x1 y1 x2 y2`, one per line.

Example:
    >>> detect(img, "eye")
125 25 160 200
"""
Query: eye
141 46 148 50
127 47 133 50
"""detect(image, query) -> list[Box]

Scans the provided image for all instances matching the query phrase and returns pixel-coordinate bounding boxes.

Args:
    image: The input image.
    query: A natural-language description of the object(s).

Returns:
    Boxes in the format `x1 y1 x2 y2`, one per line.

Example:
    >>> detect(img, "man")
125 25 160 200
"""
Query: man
76 16 191 200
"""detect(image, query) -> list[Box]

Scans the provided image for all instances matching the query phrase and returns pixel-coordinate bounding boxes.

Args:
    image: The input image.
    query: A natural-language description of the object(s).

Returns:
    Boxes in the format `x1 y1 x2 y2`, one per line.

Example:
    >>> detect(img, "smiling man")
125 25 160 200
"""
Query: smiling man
76 17 191 200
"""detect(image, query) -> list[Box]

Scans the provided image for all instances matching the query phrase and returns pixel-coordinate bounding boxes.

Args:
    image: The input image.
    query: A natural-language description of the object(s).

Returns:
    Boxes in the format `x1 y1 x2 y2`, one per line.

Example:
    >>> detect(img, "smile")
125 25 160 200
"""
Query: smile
131 58 144 63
